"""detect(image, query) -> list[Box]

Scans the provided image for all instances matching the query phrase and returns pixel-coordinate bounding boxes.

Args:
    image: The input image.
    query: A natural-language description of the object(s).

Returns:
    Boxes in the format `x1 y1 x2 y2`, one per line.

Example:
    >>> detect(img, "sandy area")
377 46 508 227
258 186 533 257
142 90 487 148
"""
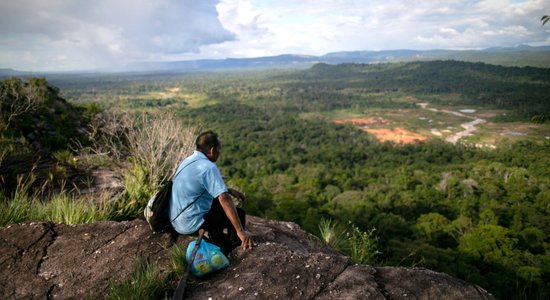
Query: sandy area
334 118 427 144
364 127 428 144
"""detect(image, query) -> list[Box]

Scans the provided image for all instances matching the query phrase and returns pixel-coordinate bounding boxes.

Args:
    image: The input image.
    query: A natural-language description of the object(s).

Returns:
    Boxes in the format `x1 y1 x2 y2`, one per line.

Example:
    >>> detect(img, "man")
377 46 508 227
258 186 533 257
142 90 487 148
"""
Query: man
169 131 253 253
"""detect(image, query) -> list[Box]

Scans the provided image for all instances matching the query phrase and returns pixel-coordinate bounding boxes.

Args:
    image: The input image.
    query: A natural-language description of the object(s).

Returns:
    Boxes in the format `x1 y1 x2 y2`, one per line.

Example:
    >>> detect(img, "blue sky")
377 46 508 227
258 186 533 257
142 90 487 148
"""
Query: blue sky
0 0 548 71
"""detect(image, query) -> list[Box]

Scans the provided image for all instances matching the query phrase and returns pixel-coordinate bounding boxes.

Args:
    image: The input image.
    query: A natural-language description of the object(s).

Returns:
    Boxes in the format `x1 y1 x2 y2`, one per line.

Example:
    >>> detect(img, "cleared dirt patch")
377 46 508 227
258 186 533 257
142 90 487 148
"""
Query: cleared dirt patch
334 118 427 144
364 127 427 144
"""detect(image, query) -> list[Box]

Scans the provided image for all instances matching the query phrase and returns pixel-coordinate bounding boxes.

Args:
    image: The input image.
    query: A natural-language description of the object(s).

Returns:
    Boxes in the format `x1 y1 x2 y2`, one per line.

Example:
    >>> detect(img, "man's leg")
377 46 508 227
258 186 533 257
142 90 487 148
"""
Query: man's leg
202 197 246 253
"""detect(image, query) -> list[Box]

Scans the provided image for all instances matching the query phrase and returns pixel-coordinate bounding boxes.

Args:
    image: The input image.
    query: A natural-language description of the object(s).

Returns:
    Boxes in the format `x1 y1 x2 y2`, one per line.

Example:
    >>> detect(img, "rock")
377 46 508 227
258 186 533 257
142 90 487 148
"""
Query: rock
0 216 494 299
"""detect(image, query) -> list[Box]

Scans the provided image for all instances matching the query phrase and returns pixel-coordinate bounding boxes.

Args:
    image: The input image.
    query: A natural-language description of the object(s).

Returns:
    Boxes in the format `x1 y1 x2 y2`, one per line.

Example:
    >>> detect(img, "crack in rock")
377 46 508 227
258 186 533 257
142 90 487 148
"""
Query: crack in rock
36 224 58 275
373 267 394 300
85 224 131 257
311 261 352 299
26 223 56 253
46 284 55 300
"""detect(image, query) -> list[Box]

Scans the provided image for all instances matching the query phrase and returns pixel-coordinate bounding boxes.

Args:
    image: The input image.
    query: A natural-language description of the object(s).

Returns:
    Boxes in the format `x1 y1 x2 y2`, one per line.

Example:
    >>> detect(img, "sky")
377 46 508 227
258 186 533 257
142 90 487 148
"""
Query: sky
0 0 549 71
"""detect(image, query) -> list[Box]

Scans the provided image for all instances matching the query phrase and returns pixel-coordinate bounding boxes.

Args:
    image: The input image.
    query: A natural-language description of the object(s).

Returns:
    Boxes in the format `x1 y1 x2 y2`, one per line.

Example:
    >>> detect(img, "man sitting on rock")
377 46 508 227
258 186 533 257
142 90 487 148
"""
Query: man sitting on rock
169 131 253 254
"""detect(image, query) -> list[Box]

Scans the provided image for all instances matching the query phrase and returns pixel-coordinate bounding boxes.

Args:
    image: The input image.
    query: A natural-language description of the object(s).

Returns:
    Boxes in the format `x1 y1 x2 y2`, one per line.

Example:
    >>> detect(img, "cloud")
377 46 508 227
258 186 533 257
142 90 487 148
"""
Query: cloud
0 0 234 70
209 0 550 56
1 0 549 70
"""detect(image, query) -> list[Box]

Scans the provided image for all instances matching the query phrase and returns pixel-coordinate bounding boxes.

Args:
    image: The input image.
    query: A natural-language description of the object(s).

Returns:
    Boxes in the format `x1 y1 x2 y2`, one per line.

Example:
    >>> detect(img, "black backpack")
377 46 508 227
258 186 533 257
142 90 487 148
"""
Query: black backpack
144 180 176 233
144 159 203 233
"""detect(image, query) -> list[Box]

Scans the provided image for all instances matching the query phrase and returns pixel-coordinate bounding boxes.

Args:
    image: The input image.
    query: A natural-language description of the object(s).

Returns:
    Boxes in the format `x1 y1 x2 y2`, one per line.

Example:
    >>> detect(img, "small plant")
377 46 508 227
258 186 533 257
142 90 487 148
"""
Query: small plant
107 258 166 300
347 225 380 265
0 188 34 225
169 244 187 276
318 218 381 265
0 174 38 225
318 218 348 251
52 150 78 167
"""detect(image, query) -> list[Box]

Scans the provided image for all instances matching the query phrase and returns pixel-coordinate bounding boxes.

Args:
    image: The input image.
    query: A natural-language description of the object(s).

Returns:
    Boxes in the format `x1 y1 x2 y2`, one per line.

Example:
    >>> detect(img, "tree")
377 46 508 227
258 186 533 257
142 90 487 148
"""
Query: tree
0 77 44 127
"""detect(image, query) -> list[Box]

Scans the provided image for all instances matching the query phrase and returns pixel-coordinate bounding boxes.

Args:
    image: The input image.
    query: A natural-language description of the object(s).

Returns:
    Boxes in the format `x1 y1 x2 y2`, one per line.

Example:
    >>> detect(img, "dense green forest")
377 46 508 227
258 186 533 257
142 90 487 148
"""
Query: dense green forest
2 60 549 299
189 103 549 299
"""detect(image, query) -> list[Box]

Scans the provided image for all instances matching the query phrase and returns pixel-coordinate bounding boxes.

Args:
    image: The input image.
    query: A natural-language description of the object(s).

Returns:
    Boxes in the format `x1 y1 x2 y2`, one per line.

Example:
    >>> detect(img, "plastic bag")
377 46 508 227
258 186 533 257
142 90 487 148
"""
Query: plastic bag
186 240 230 277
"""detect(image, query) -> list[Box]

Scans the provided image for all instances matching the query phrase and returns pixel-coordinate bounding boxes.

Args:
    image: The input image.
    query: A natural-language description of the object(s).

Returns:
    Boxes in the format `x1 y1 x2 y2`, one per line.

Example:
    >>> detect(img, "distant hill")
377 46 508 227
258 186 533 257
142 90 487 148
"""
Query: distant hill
3 45 549 74
0 68 33 77
127 54 321 71
279 60 550 120
126 45 550 72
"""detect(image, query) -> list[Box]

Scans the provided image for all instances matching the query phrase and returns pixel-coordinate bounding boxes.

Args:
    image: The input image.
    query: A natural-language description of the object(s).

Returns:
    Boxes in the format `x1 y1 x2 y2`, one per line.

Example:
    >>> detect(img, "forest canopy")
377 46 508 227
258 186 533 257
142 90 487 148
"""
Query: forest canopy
2 60 549 299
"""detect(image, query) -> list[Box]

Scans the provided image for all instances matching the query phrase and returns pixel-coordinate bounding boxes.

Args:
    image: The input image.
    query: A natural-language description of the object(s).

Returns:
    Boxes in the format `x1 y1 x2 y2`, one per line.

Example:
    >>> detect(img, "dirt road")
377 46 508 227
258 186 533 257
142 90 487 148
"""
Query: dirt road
417 103 486 144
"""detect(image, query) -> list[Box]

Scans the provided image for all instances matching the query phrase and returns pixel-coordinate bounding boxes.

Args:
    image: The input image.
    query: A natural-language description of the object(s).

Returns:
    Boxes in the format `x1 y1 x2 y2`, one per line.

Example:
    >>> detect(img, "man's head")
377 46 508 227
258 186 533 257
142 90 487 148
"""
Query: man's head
196 131 221 162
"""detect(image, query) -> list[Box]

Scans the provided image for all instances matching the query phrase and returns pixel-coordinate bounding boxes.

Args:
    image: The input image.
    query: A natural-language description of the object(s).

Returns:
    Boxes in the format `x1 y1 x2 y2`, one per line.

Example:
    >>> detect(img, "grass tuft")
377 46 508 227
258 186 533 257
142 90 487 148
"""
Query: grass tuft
0 175 110 226
169 244 187 276
318 218 380 265
318 218 348 251
107 258 166 300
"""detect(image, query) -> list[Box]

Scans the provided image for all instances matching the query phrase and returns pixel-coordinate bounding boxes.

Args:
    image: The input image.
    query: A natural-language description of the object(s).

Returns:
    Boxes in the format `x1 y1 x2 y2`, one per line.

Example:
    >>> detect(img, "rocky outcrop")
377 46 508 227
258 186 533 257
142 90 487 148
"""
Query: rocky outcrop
0 216 494 299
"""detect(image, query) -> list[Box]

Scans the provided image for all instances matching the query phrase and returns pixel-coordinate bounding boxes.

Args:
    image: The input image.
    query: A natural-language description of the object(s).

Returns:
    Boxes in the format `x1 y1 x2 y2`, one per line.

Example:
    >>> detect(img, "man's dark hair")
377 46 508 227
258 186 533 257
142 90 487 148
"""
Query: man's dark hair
195 131 220 154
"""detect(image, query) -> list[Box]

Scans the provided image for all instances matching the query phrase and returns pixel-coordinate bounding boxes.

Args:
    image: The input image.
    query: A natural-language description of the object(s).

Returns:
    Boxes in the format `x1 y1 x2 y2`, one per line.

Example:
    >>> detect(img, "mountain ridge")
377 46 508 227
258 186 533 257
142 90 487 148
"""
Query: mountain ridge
127 45 550 71
2 45 549 75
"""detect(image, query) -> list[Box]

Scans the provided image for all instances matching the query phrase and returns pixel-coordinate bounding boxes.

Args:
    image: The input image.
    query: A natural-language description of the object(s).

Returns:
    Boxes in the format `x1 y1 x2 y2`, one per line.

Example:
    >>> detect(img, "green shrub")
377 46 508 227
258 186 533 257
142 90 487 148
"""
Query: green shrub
85 112 197 221
347 225 380 265
108 161 155 221
318 218 380 265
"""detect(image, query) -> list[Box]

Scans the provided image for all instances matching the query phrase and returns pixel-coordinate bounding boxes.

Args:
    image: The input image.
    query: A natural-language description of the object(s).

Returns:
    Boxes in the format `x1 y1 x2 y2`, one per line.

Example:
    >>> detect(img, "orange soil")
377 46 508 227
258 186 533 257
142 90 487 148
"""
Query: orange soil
364 127 427 144
334 118 426 144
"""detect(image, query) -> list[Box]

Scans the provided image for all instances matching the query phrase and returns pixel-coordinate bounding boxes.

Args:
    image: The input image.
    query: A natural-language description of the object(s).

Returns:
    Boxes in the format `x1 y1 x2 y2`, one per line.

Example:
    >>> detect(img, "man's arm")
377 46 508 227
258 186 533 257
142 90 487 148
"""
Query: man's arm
218 192 254 250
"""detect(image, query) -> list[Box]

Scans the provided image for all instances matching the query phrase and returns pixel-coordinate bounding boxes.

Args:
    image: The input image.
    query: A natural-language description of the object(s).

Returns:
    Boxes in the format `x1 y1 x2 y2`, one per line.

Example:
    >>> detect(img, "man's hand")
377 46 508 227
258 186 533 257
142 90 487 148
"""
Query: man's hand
228 188 246 202
219 192 253 251
237 229 254 250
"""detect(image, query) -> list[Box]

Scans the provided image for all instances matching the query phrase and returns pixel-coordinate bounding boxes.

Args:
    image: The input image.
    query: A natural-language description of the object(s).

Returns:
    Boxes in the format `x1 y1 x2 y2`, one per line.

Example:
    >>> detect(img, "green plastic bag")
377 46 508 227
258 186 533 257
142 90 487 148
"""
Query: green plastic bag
186 240 230 276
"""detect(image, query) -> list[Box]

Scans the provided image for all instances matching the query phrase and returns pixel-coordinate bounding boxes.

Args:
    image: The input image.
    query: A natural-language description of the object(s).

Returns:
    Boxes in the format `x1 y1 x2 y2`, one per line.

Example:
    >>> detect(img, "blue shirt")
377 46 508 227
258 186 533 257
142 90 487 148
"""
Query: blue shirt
169 151 228 234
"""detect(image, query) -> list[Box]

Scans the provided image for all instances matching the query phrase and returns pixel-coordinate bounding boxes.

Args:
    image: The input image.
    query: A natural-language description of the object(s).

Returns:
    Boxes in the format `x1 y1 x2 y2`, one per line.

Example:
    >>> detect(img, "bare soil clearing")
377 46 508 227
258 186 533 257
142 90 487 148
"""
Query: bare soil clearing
334 118 428 144
333 100 550 146
364 127 428 144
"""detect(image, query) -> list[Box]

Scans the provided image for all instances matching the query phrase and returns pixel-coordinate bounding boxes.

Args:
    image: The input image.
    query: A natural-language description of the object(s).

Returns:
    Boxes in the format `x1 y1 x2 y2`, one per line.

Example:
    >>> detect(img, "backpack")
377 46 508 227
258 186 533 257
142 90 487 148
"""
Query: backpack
144 159 203 233
144 180 175 233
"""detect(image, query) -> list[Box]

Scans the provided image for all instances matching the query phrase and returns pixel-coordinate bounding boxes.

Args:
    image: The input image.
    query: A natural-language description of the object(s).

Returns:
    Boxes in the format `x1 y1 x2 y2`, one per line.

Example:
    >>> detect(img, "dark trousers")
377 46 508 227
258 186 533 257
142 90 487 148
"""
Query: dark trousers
201 197 246 254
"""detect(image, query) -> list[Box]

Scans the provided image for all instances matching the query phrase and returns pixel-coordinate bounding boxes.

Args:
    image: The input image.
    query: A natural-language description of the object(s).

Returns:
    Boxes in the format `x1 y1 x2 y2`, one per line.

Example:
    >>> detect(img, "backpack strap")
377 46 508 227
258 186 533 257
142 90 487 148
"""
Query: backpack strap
170 157 203 180
169 157 210 223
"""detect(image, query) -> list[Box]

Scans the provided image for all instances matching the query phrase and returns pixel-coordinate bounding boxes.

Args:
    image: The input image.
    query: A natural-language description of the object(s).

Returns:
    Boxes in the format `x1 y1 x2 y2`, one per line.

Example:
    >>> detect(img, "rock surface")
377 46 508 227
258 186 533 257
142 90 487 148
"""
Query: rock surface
0 216 494 299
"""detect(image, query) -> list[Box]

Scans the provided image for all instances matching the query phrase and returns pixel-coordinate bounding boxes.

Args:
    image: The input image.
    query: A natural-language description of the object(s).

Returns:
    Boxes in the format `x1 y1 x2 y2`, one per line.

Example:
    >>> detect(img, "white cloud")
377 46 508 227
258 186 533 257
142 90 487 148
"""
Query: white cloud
0 0 549 71
0 0 234 70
